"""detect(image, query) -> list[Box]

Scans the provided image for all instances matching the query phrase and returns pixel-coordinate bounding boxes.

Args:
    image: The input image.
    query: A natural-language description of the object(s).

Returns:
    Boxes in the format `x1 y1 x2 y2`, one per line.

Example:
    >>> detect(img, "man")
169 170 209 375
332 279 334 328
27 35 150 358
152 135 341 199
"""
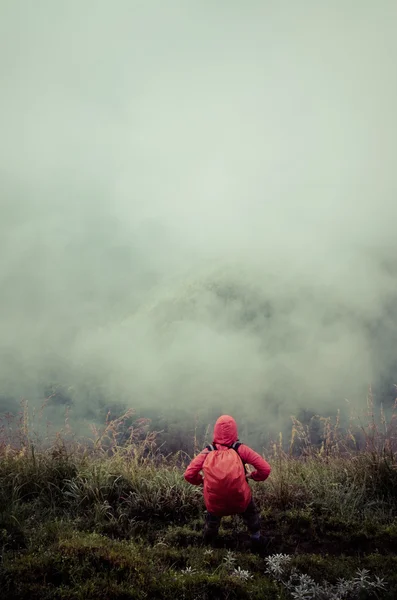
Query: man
184 414 271 549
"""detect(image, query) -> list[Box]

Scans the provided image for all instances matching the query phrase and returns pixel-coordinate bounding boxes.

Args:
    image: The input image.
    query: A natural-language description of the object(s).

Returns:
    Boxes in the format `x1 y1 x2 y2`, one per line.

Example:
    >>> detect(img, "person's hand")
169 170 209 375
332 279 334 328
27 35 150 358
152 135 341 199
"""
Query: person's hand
245 466 254 480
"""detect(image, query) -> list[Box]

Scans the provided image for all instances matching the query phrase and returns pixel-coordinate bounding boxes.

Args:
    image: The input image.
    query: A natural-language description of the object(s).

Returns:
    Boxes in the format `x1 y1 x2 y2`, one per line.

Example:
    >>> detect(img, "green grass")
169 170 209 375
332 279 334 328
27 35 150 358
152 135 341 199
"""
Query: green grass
1 399 397 598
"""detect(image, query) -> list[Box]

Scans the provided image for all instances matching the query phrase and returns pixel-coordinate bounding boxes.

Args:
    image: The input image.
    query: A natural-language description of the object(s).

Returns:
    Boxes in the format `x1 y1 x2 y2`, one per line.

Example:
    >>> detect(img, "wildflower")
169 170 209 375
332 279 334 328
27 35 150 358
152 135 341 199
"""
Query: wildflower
265 553 292 577
232 566 253 581
223 550 237 569
181 566 196 575
264 553 387 599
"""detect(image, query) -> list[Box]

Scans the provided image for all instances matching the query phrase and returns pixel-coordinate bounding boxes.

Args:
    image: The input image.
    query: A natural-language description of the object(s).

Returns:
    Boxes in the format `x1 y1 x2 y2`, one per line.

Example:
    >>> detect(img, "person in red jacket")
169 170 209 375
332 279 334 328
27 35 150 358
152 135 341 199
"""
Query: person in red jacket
184 414 271 548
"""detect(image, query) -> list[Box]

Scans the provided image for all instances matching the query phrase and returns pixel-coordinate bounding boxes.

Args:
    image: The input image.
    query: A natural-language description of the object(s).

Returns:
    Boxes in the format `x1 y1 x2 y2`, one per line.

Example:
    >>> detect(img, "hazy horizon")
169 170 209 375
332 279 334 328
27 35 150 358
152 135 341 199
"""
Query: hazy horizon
1 2 397 439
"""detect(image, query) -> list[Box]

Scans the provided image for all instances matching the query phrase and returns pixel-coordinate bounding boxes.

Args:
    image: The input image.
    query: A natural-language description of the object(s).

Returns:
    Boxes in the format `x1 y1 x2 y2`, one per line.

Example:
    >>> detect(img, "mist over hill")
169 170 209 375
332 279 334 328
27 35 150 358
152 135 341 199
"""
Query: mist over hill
1 1 397 443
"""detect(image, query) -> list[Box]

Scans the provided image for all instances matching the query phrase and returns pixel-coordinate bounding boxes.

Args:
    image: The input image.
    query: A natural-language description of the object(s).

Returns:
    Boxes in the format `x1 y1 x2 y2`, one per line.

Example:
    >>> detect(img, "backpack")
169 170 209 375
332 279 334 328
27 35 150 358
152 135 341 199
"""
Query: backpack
202 442 250 514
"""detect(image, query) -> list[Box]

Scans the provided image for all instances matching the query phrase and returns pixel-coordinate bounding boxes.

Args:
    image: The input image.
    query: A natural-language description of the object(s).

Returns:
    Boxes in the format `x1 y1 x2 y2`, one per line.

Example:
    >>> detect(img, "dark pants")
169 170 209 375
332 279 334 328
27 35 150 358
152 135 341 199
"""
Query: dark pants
204 498 261 539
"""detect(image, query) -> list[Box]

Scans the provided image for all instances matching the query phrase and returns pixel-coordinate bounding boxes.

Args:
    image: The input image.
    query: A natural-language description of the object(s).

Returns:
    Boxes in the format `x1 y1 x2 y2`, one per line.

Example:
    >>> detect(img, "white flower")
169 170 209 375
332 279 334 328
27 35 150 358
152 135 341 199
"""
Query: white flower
232 566 253 581
181 566 196 575
223 550 237 569
264 554 387 599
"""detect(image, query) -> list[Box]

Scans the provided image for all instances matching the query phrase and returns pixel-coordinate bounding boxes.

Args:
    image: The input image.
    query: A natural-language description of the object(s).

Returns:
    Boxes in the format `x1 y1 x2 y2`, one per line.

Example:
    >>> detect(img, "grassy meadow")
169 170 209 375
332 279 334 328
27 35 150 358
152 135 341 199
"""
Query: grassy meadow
1 394 397 599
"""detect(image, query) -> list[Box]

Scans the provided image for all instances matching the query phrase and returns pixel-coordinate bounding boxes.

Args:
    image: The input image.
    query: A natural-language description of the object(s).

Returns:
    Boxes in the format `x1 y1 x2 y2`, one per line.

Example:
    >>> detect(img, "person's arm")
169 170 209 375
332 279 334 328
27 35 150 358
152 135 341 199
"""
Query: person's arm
238 444 271 482
184 450 209 485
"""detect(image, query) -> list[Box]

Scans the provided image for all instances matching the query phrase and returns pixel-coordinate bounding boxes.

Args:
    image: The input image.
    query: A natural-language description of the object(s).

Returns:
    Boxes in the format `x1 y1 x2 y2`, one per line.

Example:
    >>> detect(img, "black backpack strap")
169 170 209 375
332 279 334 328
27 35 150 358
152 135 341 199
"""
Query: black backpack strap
229 441 247 473
206 443 217 452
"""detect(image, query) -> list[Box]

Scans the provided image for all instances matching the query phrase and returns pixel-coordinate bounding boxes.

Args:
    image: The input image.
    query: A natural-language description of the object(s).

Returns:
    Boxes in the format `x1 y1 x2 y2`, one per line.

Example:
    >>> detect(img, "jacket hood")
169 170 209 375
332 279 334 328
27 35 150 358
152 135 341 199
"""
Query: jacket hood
213 415 238 446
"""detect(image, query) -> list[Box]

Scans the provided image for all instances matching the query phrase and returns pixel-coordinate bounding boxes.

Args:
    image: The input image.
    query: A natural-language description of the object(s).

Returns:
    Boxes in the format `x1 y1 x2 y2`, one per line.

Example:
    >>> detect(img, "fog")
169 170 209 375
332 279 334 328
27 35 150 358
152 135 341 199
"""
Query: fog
1 1 397 439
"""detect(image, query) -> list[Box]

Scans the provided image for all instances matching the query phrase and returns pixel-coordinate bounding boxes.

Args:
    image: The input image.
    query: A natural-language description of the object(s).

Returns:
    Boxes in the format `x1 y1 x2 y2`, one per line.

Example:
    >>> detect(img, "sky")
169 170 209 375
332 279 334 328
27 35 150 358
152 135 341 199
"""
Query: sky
1 1 396 437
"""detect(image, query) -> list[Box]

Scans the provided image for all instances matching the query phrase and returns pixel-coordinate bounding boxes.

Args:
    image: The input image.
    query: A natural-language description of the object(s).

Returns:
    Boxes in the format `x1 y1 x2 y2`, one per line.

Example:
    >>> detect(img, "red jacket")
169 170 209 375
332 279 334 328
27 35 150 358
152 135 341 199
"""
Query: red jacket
184 415 271 515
